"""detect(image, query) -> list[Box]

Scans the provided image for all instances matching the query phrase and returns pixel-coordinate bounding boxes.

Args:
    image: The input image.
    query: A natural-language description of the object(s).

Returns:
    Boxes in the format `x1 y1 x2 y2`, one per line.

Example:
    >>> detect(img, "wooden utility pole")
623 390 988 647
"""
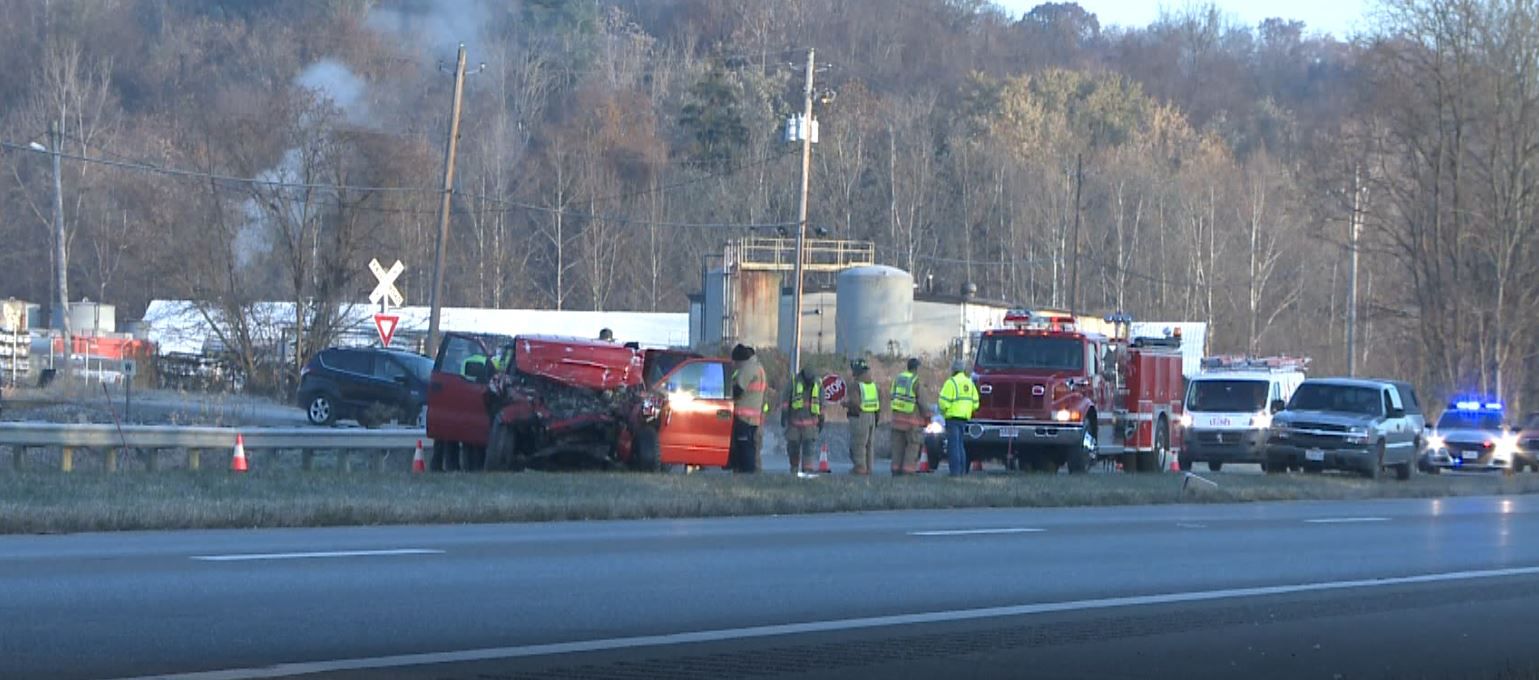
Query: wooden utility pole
1347 167 1363 377
790 47 815 381
1068 153 1083 315
427 43 469 359
49 120 71 375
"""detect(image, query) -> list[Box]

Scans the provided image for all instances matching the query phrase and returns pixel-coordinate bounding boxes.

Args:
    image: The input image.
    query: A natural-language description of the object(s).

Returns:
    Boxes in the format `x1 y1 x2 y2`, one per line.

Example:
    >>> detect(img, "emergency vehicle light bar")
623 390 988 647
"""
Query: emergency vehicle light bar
1003 309 1077 332
1199 355 1311 373
1453 400 1502 412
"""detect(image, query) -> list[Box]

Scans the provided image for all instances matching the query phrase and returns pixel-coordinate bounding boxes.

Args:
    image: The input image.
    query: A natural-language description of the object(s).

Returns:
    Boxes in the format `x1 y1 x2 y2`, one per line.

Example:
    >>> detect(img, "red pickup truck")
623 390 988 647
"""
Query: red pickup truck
425 332 736 472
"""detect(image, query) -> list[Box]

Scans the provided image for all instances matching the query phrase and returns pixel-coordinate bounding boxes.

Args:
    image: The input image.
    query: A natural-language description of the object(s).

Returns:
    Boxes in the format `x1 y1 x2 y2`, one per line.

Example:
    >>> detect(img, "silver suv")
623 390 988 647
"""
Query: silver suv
1264 378 1425 480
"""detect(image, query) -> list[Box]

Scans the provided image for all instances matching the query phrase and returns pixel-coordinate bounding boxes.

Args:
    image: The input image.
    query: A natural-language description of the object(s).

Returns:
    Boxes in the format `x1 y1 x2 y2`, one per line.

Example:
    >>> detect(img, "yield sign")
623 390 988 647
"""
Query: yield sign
369 259 405 308
374 314 400 348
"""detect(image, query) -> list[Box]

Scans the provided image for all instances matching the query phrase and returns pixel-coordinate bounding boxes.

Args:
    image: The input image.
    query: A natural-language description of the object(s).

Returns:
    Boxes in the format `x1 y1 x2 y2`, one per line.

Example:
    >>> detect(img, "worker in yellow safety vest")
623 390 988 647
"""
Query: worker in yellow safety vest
938 358 979 476
889 358 932 475
843 359 882 475
730 344 767 473
782 366 824 473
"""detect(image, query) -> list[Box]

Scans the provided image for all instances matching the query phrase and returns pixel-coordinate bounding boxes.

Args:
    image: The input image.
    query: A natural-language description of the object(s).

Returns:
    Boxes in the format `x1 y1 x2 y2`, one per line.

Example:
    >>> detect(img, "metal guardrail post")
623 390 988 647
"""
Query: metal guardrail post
105 448 118 473
188 448 201 471
11 447 21 471
145 449 159 472
61 447 73 472
302 450 314 471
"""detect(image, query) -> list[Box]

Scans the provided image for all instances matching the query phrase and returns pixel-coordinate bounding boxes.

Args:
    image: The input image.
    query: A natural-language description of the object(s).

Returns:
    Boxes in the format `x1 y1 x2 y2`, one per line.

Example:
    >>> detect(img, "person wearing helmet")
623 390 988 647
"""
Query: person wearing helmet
598 328 615 342
889 357 932 475
782 366 824 474
730 344 767 473
938 358 979 476
843 358 882 475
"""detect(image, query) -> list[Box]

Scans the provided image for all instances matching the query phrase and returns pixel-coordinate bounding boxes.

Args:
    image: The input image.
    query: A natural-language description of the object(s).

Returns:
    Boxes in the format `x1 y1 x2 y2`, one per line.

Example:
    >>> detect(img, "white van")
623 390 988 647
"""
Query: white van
1179 357 1308 471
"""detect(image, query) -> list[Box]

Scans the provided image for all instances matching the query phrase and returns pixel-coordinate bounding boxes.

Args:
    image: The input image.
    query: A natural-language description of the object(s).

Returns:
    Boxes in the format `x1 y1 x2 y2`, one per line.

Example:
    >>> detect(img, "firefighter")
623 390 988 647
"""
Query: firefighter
730 344 767 473
889 358 931 475
782 366 824 473
844 359 881 475
938 358 979 477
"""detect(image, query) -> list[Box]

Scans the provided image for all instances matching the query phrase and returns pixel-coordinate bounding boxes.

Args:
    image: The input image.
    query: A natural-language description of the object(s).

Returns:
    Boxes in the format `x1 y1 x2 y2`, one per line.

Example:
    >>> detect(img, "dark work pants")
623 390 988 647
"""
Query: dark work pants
731 420 760 473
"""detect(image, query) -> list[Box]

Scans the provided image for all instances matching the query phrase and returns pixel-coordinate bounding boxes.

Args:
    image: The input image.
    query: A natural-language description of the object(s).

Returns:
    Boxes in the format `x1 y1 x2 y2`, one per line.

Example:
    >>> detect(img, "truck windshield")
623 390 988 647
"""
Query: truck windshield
975 336 1083 371
1187 380 1269 412
1436 411 1503 431
1287 384 1383 417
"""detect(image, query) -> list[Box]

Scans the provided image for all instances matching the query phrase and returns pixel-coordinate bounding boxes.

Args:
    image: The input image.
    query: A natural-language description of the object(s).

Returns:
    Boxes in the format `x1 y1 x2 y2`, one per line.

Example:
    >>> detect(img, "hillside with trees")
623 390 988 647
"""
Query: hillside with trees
1 0 1536 409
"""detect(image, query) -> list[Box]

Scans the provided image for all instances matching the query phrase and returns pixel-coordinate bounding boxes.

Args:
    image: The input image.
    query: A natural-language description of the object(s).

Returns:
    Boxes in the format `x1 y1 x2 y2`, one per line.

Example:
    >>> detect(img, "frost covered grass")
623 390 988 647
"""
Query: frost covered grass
3 467 1539 534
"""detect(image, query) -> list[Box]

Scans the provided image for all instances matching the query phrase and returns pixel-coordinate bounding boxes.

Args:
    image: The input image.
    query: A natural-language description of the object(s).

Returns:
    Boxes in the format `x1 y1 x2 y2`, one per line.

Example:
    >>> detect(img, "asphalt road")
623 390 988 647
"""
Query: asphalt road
4 496 1539 680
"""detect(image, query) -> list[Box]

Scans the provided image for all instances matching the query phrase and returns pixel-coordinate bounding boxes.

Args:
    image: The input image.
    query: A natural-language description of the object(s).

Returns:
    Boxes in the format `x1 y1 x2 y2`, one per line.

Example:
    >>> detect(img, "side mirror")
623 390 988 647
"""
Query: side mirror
1387 407 1405 419
1270 399 1286 414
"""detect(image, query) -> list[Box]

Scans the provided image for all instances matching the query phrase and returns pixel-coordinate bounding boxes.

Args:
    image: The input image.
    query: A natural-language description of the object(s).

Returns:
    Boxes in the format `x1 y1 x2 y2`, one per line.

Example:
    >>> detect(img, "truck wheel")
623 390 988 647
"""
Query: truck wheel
631 427 661 472
1207 461 1224 473
1364 442 1384 480
1394 456 1413 481
1068 429 1093 474
484 423 515 472
1264 456 1286 475
1139 421 1168 473
1179 454 1193 472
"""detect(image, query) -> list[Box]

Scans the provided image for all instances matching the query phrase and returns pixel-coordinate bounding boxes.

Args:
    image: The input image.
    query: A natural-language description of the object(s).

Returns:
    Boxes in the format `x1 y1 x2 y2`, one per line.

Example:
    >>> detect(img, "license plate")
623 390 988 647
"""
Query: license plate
1461 451 1479 461
1305 449 1325 462
1000 427 1020 439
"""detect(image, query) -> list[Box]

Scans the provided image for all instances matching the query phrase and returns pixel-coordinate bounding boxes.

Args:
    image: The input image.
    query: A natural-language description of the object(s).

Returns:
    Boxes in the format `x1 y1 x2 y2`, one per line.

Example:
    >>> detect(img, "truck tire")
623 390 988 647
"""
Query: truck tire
1364 442 1384 480
1264 456 1286 474
1207 461 1224 472
1068 427 1093 474
484 422 516 472
1394 456 1413 481
1179 453 1193 472
631 426 661 472
1138 421 1167 473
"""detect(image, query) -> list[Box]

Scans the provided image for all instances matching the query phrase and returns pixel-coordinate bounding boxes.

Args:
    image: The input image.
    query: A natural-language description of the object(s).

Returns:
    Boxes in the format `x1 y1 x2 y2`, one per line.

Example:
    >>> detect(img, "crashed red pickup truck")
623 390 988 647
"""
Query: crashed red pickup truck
425 332 736 472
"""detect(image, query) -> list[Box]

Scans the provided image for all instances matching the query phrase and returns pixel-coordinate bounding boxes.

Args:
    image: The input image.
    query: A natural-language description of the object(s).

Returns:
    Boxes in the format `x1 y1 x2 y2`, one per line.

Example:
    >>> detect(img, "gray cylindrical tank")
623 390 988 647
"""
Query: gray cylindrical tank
703 268 726 347
836 265 913 356
124 319 149 339
69 300 116 334
734 270 782 349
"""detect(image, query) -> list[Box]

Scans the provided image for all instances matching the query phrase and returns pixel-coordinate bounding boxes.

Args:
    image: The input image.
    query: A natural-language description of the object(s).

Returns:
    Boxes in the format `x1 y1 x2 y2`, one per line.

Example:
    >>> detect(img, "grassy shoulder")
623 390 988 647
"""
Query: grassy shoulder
4 470 1539 534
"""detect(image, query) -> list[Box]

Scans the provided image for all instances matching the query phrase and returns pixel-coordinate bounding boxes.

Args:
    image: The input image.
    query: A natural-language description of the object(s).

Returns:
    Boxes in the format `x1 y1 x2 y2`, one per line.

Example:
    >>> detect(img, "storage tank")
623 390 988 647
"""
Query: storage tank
68 300 116 334
124 319 150 340
734 270 781 349
836 265 913 357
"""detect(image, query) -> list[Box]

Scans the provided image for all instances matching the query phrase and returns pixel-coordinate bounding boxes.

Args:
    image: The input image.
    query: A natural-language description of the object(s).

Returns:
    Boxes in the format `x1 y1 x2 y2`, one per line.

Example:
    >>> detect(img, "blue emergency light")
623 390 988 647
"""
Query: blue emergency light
1452 400 1503 412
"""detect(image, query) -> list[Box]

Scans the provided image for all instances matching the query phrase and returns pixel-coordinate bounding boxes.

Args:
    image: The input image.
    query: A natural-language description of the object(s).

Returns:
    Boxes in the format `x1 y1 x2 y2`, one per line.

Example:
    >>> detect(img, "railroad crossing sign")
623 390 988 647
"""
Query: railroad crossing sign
369 258 405 308
821 374 846 404
374 313 400 348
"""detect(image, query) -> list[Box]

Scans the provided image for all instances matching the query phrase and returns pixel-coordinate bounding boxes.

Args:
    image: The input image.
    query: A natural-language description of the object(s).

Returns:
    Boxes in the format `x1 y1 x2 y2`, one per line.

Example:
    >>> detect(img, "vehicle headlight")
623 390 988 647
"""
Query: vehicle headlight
1495 433 1520 460
1053 409 1074 423
1251 412 1272 429
1426 434 1446 452
1345 427 1369 445
1178 413 1193 428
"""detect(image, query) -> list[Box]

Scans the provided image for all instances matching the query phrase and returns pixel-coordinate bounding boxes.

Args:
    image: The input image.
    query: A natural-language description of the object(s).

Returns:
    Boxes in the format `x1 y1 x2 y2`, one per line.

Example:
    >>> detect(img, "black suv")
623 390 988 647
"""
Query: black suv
297 347 433 428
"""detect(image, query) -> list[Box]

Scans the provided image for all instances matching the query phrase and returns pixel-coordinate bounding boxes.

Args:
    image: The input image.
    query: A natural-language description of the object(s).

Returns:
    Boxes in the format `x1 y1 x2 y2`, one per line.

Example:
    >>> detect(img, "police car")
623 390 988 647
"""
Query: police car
1420 400 1527 473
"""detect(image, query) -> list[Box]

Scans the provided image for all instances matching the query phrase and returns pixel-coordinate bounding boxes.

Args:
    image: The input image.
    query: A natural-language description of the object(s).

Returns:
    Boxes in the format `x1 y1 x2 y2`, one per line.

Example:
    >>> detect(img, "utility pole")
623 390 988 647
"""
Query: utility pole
1347 167 1363 377
790 47 815 381
427 43 469 359
49 120 71 376
1068 153 1083 315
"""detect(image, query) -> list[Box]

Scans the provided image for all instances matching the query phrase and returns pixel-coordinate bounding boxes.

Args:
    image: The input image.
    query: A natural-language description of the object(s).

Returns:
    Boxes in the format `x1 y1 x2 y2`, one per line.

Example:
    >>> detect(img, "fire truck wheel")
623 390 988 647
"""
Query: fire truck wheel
1031 454 1058 473
631 426 661 472
1207 461 1224 472
1068 444 1091 474
484 422 515 472
1138 422 1167 473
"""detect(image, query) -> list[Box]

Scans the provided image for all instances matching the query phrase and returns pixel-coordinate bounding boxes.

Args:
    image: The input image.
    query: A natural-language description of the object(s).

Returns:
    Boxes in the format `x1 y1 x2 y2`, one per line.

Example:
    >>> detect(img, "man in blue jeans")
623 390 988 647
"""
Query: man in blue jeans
938 358 979 476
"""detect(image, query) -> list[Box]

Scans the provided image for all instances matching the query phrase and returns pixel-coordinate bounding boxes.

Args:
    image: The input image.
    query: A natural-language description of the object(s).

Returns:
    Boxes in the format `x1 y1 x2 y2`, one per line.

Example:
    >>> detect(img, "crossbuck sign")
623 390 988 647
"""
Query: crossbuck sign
369 258 405 309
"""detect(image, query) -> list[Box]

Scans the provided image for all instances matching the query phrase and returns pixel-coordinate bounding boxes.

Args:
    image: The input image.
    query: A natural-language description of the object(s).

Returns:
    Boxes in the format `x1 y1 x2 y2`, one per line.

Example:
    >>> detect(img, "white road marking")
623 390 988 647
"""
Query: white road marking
907 528 1045 537
190 549 444 562
1304 517 1390 524
1176 523 1208 529
116 564 1539 680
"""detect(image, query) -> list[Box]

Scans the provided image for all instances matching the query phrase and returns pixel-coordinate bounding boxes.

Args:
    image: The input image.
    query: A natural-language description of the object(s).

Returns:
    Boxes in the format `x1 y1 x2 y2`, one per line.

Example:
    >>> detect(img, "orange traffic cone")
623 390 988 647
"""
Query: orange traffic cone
917 447 932 473
817 443 832 474
412 440 426 474
971 459 984 472
231 433 248 473
1168 451 1181 473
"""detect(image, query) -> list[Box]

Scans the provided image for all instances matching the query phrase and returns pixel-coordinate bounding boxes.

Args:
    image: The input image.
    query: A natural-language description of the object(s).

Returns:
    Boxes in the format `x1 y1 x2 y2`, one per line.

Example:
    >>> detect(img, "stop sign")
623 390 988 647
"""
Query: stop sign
821 374 847 404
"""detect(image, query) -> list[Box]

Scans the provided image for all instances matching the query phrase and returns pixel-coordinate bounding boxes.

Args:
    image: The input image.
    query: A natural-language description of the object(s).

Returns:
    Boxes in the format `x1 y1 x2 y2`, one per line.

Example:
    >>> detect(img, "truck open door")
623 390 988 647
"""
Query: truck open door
655 358 734 468
427 333 496 449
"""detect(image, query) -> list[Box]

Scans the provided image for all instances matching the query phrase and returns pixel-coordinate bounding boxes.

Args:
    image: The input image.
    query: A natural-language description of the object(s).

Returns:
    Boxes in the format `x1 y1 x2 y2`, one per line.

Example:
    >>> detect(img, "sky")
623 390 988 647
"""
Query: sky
994 0 1373 38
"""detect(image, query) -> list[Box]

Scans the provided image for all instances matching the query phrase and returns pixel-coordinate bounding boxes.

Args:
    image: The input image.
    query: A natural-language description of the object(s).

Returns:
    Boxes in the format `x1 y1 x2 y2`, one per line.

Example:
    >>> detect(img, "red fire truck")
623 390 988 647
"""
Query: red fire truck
962 310 1186 473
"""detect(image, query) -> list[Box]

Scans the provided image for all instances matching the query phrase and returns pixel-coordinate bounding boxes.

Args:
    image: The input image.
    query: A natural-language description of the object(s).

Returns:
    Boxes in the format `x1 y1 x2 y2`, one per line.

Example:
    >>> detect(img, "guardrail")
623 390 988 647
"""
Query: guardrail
0 423 430 472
